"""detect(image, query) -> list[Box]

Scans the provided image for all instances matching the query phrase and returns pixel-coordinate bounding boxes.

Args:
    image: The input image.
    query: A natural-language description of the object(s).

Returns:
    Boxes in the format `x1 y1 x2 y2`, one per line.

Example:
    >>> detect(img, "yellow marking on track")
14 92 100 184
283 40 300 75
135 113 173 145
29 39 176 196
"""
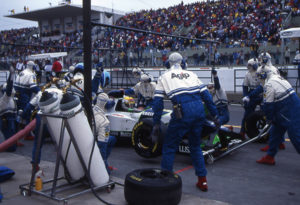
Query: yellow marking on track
285 139 290 142
224 125 241 128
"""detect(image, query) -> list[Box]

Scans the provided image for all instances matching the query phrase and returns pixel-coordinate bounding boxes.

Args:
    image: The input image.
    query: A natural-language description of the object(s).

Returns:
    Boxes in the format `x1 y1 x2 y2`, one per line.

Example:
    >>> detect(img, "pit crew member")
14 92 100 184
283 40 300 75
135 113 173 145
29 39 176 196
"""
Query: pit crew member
152 52 219 192
94 92 117 174
0 66 17 152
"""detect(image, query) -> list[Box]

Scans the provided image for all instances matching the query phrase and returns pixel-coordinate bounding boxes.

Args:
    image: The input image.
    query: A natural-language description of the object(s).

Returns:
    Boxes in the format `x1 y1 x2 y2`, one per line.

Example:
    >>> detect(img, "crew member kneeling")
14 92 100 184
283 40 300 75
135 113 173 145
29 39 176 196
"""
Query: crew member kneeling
152 52 219 192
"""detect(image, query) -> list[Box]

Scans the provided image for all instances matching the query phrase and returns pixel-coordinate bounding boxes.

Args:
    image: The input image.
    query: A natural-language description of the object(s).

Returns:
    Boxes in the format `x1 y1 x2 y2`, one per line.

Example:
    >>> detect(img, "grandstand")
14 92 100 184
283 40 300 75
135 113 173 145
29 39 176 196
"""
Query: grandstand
0 0 300 69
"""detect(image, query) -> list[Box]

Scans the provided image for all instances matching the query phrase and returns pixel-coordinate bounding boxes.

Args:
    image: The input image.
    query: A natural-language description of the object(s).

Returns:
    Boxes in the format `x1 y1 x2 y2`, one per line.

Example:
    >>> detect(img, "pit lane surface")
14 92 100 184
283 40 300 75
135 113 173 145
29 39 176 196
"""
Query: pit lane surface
12 104 300 205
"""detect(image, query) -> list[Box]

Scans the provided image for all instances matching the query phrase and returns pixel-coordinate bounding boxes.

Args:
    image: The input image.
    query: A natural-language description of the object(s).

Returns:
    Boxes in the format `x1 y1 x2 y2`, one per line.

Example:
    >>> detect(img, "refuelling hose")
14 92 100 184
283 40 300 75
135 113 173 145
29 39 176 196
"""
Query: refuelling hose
0 119 36 152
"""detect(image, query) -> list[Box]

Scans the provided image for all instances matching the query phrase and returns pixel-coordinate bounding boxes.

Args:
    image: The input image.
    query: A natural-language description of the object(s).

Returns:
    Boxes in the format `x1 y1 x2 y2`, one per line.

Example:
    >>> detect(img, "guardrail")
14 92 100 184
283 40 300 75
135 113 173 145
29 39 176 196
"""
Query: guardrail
0 67 299 94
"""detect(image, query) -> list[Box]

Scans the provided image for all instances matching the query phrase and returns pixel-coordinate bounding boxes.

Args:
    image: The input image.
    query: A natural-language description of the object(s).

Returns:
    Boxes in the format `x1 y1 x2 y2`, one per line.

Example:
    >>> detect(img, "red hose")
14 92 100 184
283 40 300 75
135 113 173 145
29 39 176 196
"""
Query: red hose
0 119 36 152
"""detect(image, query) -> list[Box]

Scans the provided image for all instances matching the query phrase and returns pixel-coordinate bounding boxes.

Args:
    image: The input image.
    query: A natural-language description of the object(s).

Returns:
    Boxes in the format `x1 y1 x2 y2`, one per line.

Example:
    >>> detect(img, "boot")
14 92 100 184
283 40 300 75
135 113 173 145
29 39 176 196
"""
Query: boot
196 176 208 192
279 143 285 150
256 155 275 165
32 164 40 173
260 145 269 152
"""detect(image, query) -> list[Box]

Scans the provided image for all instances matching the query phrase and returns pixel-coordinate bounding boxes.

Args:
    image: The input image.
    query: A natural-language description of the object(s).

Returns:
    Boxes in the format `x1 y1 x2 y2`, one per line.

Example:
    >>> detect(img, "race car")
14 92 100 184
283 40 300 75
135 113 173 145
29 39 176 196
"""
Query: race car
106 97 268 163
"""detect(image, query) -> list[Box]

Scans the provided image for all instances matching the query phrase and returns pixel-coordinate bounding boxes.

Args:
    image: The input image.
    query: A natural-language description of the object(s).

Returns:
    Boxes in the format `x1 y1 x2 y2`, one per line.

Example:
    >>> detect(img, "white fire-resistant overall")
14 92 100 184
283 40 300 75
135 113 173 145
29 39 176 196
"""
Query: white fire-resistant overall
59 93 109 186
38 90 85 181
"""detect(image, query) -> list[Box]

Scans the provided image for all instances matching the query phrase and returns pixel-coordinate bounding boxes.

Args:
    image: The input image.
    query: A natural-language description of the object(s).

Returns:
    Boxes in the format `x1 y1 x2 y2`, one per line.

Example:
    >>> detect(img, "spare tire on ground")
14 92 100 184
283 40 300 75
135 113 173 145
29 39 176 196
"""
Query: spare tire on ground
245 110 269 143
131 118 166 158
124 168 182 205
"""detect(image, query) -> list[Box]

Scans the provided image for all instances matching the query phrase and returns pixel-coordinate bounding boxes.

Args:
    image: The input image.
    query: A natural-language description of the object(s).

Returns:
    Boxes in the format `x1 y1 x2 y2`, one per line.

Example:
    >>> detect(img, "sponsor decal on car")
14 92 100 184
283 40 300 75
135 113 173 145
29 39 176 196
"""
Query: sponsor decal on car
178 145 190 153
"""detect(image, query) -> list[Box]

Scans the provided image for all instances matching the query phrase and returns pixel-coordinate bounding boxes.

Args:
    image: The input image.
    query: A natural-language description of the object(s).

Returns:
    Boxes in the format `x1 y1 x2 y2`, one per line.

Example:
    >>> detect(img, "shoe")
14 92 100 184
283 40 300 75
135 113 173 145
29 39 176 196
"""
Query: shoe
32 164 40 173
279 143 285 150
24 135 34 140
17 141 24 147
260 145 269 152
196 176 208 192
256 155 275 165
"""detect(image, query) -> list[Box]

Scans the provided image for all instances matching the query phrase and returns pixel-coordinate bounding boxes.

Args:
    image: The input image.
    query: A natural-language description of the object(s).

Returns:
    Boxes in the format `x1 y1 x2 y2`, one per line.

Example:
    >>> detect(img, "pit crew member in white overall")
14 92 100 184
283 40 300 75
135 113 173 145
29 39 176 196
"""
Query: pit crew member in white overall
0 66 17 152
255 64 300 165
14 61 40 114
240 58 262 139
152 52 219 192
94 92 117 174
108 74 156 108
207 68 229 125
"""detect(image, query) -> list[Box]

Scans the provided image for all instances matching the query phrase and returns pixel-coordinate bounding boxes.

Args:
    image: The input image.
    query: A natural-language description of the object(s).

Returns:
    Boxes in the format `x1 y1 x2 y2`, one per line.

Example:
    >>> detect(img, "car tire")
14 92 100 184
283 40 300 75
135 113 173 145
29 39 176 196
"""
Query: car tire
132 118 165 158
124 168 182 205
245 110 269 143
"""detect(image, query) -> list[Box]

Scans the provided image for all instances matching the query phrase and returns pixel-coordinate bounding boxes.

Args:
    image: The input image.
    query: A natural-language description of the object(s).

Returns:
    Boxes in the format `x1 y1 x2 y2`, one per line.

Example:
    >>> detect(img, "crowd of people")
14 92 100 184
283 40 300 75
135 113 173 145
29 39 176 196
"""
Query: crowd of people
0 0 299 67
1 38 300 196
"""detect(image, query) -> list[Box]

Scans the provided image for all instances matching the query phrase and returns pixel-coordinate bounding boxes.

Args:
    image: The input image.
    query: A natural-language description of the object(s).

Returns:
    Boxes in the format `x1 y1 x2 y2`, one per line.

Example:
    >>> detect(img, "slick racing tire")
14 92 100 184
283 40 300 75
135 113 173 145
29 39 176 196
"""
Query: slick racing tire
245 110 269 143
132 118 165 158
124 168 182 205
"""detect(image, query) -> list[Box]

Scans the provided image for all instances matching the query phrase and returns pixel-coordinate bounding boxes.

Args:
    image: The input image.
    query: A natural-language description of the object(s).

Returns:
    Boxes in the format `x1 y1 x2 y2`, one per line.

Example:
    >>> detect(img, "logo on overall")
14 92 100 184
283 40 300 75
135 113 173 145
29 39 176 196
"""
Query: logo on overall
171 72 190 79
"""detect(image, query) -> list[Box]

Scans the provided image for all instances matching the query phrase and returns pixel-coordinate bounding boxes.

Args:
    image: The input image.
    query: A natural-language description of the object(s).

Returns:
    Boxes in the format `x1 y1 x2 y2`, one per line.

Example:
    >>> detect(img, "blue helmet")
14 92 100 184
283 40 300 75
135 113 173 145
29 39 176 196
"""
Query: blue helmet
74 63 84 74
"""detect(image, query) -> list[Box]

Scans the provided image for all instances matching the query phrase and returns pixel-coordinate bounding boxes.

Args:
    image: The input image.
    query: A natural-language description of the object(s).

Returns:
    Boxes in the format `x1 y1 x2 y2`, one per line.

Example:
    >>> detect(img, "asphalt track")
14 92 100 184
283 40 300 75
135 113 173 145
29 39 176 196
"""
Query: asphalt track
10 104 300 205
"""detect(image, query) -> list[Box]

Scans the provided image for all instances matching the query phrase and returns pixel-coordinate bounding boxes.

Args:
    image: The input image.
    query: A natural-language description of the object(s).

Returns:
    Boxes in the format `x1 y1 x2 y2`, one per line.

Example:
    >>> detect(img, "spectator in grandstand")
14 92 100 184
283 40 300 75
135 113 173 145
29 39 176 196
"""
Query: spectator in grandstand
284 46 290 64
16 59 25 73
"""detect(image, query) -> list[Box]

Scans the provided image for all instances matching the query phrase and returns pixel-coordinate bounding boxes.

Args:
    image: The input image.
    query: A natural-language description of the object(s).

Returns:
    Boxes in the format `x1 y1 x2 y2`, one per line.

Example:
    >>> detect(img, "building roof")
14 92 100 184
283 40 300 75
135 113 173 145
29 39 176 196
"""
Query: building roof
5 3 125 21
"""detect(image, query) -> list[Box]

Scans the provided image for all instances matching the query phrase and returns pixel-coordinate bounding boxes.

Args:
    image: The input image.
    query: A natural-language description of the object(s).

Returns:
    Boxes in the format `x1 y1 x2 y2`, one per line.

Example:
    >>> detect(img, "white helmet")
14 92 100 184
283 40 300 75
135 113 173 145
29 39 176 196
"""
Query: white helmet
247 58 259 72
140 74 151 83
26 61 35 69
258 52 272 66
69 65 75 73
168 52 183 67
256 64 277 80
132 67 142 79
96 92 109 110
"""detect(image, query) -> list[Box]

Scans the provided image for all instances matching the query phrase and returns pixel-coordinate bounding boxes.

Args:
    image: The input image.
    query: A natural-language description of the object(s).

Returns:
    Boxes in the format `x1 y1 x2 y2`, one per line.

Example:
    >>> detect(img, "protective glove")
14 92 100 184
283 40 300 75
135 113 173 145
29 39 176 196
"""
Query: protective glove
242 96 250 106
212 68 217 76
151 124 161 143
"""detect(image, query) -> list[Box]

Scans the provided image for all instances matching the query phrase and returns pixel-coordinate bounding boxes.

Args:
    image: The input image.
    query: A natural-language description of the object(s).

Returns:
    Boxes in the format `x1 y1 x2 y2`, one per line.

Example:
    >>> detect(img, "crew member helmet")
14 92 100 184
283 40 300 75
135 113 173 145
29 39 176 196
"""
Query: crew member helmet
168 52 183 67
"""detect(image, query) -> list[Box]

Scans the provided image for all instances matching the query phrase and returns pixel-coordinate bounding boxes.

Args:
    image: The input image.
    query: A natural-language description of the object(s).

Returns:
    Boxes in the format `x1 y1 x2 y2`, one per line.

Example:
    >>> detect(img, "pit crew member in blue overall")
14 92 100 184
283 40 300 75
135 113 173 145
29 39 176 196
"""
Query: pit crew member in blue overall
240 58 262 139
14 61 40 115
94 92 116 174
0 66 17 152
255 67 300 165
257 53 285 152
152 52 219 192
207 68 229 125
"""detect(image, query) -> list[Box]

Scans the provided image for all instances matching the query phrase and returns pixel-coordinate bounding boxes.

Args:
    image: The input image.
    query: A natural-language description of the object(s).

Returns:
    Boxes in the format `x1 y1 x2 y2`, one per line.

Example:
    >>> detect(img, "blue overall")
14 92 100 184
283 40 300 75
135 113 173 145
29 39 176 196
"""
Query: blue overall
265 93 300 157
97 135 117 174
153 91 218 177
240 85 263 133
